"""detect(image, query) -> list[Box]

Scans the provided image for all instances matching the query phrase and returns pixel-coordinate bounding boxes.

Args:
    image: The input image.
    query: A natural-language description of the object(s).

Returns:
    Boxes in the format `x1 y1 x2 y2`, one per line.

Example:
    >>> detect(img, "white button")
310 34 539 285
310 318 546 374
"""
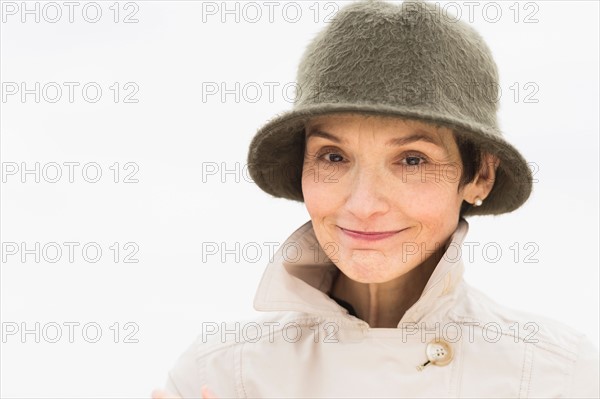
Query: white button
416 339 454 371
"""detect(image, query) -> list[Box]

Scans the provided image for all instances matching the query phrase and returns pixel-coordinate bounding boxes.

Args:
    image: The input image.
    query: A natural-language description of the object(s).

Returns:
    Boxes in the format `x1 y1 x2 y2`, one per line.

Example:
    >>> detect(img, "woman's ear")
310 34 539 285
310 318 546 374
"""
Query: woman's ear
474 152 500 199
462 152 500 204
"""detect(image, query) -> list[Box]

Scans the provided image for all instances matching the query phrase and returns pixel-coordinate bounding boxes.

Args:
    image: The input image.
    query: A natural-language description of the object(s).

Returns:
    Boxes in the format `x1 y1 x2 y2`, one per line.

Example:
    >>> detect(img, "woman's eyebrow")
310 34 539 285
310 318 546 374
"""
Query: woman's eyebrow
306 129 345 143
386 131 446 150
306 128 446 150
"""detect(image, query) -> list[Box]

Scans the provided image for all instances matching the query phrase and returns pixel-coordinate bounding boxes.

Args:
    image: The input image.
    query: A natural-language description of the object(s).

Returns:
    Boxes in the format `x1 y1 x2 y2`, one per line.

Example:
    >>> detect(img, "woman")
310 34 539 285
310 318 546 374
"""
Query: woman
153 0 599 397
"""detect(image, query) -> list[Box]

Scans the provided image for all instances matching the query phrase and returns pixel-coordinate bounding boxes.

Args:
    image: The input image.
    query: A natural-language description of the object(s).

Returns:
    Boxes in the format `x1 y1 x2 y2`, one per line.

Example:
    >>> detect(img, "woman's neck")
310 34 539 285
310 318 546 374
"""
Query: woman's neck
329 241 448 328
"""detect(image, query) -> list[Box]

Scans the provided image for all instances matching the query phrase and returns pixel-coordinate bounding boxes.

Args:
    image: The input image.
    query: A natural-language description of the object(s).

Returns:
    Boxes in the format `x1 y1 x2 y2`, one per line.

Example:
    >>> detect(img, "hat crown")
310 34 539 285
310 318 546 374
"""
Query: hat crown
295 0 500 131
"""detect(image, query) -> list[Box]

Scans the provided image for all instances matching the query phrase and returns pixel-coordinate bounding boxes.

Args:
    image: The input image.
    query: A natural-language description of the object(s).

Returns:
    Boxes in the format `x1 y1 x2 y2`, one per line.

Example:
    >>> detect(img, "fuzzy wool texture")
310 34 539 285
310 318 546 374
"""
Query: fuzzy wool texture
247 0 533 217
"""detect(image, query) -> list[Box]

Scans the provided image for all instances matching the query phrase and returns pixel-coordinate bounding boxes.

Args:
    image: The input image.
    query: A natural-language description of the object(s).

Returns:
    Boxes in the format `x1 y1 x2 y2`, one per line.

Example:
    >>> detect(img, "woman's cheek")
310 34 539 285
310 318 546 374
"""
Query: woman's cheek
302 172 341 219
303 160 335 185
303 162 348 196
391 174 456 214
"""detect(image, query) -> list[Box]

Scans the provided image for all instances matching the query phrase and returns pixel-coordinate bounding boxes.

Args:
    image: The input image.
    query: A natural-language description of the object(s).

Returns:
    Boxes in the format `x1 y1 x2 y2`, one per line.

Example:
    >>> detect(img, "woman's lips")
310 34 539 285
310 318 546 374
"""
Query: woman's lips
338 226 406 241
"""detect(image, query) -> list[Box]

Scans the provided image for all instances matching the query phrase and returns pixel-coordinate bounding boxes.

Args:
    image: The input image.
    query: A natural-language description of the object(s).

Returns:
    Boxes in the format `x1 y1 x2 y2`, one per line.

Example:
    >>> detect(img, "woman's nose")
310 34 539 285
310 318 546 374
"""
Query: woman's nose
343 167 390 219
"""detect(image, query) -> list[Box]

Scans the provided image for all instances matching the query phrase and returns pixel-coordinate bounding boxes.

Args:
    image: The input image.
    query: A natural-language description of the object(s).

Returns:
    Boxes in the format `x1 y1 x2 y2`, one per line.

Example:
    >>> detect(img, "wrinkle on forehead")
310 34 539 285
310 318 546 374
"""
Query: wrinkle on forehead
305 113 456 154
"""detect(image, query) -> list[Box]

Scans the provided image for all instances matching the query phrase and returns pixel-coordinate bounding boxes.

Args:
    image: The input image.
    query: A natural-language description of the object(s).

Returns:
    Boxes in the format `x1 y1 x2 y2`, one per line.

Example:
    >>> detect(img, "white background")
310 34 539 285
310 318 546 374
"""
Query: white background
1 0 598 397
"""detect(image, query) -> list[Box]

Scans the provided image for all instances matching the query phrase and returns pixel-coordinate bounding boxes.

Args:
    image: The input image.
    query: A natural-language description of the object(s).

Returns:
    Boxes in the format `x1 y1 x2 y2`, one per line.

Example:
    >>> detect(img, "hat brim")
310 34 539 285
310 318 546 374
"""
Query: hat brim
247 102 533 217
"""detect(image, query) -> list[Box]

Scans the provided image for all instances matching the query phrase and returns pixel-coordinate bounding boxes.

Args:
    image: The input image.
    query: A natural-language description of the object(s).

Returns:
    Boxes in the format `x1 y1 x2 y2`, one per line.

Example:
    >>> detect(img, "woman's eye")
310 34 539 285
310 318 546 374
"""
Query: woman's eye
317 150 345 163
326 153 344 162
401 154 428 166
315 150 427 165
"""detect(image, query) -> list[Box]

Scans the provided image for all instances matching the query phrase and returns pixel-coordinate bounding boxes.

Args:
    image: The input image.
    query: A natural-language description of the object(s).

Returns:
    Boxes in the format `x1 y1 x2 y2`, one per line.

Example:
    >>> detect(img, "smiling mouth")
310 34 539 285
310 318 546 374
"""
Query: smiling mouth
337 226 408 241
339 227 404 235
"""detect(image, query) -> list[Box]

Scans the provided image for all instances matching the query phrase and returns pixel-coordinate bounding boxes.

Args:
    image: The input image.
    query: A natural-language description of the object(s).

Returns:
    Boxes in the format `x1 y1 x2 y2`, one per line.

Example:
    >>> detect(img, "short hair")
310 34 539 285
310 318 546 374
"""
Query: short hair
453 130 483 218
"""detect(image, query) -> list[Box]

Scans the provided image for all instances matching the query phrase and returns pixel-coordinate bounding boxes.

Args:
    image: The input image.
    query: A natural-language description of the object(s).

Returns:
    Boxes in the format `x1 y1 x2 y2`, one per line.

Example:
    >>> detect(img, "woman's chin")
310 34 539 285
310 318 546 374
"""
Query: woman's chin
337 255 404 284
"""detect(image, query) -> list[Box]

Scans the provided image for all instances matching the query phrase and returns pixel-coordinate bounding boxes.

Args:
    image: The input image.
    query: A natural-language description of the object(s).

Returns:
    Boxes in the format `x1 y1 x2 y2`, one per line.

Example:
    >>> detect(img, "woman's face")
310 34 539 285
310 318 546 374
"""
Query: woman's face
302 113 493 284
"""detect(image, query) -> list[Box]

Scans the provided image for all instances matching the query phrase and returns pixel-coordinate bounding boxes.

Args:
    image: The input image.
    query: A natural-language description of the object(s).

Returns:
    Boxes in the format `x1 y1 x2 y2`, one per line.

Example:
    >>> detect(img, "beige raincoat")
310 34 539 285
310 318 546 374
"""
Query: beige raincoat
164 218 599 398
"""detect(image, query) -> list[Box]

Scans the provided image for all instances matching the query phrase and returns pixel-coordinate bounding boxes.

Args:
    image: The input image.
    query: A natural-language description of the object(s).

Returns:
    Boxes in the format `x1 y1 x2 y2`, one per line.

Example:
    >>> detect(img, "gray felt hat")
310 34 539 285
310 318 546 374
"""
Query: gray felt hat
247 0 533 216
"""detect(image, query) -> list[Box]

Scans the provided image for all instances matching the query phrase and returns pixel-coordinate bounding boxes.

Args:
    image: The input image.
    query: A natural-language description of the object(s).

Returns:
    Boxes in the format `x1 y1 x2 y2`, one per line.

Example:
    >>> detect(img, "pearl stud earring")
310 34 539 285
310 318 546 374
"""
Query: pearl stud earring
473 197 483 207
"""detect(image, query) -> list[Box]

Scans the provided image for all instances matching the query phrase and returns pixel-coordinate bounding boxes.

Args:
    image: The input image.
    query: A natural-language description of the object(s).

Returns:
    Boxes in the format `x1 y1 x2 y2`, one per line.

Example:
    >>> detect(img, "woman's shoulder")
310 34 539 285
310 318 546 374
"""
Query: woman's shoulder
451 282 599 398
163 311 321 397
453 280 598 360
